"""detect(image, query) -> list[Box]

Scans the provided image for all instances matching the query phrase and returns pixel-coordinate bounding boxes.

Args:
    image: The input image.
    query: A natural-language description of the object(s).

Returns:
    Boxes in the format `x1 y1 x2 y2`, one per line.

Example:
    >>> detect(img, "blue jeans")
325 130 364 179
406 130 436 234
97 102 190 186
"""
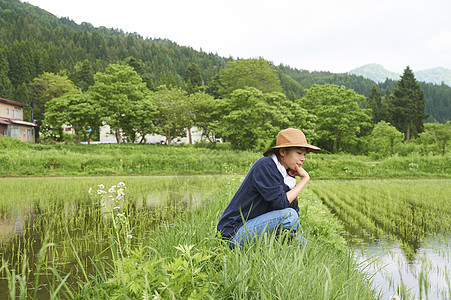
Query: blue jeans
229 207 304 249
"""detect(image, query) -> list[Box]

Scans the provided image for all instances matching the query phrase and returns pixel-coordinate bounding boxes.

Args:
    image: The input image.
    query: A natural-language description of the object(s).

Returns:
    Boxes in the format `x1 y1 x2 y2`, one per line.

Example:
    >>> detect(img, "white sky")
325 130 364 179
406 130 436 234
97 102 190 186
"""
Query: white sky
24 0 451 74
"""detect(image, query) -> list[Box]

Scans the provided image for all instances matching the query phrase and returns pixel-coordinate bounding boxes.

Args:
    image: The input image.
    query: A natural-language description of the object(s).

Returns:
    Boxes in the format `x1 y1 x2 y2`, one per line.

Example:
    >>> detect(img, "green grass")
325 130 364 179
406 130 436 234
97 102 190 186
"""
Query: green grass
73 179 378 299
0 176 379 299
0 136 450 178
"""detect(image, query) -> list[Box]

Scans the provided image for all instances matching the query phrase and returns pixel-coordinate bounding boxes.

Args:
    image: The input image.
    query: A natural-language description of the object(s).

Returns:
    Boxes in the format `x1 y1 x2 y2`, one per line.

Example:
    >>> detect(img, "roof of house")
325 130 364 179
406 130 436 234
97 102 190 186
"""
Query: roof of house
0 117 37 127
0 97 27 107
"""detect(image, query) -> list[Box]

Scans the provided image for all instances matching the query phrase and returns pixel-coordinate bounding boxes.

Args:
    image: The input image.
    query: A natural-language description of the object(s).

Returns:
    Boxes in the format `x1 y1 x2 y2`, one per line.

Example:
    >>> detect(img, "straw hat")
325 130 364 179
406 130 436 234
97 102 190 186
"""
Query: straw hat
263 128 320 156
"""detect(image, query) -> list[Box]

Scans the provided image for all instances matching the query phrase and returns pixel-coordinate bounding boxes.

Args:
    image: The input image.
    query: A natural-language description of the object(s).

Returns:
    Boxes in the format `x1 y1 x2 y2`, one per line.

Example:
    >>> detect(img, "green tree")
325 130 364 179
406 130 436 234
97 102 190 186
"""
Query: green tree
390 66 428 141
70 59 94 92
418 122 451 155
368 121 404 156
88 64 153 143
299 84 372 153
209 58 283 98
367 85 383 123
28 72 78 126
215 87 316 151
151 85 190 145
185 63 203 94
188 91 220 145
44 92 103 143
0 45 14 99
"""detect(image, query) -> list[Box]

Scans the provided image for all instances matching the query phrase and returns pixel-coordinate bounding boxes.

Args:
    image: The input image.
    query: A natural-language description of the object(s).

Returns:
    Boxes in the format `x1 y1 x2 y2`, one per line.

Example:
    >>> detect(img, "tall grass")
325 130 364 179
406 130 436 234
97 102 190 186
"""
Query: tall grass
71 179 378 299
1 137 450 178
1 176 379 299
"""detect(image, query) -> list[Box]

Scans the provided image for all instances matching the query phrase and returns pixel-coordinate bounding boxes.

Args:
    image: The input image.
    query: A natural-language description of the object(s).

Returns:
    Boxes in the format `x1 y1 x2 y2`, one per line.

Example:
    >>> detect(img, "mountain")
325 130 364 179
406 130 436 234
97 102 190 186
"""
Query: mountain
415 67 451 86
349 64 451 86
348 64 399 83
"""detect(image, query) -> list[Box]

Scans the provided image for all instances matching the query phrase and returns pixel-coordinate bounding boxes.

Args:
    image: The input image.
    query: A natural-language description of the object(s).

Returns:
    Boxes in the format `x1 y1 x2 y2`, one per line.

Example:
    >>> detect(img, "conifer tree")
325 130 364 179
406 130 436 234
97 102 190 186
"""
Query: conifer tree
391 66 428 140
367 85 383 123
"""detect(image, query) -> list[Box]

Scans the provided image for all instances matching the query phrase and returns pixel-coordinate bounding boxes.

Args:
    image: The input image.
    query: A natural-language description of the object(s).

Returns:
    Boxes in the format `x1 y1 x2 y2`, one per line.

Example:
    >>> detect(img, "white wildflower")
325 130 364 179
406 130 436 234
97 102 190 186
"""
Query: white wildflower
117 189 125 197
98 184 105 189
113 206 120 210
117 182 126 187
127 234 133 239
108 186 116 193
88 187 93 195
117 213 124 217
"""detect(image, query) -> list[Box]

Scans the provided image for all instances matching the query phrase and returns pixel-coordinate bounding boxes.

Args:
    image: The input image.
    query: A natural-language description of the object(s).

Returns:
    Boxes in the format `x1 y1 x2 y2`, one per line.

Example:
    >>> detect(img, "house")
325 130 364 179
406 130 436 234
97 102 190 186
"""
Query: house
100 124 203 144
0 97 38 142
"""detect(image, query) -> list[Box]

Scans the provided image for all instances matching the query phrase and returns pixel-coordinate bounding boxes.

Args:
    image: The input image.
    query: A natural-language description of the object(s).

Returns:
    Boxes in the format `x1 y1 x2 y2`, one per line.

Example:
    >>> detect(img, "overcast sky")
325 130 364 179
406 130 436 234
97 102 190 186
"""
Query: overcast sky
25 0 451 74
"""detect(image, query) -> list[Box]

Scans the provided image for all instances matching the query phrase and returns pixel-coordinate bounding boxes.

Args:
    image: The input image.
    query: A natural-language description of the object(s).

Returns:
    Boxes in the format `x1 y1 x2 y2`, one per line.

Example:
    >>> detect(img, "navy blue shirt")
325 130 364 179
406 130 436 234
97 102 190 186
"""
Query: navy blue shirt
217 156 299 239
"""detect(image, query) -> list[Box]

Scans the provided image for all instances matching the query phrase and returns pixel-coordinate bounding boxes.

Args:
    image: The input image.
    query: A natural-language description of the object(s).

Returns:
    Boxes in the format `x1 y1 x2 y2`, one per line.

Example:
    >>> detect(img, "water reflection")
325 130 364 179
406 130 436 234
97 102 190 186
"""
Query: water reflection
0 175 232 299
354 236 450 300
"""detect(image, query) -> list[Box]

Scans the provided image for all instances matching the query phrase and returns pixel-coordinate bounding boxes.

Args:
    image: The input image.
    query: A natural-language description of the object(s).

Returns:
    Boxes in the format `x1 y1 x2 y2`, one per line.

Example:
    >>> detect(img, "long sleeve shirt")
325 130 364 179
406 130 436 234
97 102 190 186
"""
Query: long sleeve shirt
217 156 299 240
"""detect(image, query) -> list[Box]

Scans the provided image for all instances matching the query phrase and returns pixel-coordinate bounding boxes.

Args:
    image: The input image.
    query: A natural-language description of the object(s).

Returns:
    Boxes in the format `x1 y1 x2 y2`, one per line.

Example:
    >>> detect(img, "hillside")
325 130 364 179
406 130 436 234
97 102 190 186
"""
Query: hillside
0 0 449 123
348 64 399 82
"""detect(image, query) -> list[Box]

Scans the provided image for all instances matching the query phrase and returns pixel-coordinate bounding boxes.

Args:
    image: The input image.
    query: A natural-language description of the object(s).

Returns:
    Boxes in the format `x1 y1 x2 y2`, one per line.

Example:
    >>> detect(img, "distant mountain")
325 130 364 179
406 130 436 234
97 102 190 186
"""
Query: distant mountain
415 67 451 86
348 64 399 83
348 64 451 86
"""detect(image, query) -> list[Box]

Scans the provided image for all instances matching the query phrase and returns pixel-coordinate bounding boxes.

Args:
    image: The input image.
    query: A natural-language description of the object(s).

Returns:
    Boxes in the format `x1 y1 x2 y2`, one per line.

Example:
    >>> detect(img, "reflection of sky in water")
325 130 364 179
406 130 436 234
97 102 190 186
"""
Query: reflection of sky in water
354 236 450 300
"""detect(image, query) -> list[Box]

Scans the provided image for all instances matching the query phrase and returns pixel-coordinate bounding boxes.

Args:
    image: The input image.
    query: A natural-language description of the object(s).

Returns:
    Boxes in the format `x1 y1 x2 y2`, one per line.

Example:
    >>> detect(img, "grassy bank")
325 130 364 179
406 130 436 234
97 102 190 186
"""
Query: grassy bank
1 137 450 178
72 179 379 299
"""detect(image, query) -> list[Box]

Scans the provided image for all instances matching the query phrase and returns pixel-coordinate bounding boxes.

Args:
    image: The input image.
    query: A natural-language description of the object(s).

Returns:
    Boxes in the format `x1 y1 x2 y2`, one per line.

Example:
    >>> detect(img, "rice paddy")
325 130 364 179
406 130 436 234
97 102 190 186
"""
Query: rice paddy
1 176 449 299
308 179 451 299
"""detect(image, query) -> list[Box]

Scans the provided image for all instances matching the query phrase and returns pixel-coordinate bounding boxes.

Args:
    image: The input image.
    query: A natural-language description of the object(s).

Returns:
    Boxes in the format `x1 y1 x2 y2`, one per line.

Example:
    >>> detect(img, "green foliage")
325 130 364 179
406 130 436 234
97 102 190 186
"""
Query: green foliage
299 84 372 153
417 121 451 155
88 64 155 143
151 85 190 145
44 92 103 143
367 121 404 157
188 91 220 144
28 72 78 125
216 87 316 152
390 66 428 140
209 58 283 98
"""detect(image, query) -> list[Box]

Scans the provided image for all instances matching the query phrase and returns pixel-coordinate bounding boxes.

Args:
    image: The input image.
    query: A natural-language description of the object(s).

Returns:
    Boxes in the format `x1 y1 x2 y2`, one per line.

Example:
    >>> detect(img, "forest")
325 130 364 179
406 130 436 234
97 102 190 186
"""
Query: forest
0 0 450 155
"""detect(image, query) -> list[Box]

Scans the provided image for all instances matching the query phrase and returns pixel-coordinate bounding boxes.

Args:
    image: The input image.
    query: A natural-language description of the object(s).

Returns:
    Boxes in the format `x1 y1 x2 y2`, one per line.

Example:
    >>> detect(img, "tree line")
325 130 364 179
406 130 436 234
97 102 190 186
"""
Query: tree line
37 60 449 156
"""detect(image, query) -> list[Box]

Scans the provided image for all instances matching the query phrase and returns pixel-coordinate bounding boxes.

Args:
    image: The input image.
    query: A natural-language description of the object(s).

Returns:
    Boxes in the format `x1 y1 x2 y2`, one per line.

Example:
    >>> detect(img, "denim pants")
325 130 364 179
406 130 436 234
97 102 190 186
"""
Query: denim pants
229 207 303 249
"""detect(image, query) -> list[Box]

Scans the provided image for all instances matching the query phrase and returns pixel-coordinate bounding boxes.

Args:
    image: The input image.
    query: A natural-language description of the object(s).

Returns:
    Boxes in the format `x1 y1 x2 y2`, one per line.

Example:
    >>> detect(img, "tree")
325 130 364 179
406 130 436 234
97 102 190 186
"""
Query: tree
418 122 451 155
28 72 78 126
368 121 404 156
299 84 372 153
367 85 383 123
208 58 283 98
390 66 428 141
44 92 103 143
151 85 190 145
185 63 203 94
88 64 154 143
215 87 316 151
0 45 14 99
70 59 94 92
188 91 220 145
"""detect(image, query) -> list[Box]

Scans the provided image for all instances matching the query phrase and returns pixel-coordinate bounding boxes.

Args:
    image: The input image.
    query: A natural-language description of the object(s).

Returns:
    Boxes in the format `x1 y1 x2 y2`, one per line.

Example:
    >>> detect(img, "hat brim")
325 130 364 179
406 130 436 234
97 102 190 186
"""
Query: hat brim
263 144 321 156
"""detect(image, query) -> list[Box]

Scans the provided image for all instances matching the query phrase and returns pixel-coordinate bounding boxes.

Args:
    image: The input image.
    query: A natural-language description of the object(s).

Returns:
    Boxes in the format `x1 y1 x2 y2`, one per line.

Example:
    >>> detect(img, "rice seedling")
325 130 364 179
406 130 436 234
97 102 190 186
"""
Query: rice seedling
308 179 451 299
